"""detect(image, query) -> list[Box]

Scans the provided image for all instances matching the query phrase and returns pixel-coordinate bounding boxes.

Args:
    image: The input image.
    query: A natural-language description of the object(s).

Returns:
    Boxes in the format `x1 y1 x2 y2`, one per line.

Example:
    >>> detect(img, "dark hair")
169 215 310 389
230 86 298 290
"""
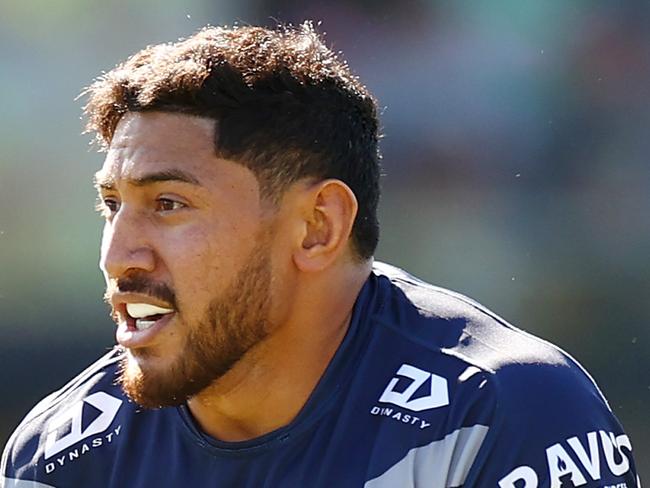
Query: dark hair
83 22 380 260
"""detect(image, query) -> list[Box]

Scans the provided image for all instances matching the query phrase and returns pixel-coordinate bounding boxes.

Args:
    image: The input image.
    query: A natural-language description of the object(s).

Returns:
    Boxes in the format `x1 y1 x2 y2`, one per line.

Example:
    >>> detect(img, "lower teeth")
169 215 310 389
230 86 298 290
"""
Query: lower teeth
135 320 156 331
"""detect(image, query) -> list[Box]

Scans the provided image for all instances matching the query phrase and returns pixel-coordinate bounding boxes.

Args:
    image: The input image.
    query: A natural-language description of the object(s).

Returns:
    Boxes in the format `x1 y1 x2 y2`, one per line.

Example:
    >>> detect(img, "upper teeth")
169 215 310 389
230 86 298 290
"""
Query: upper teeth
126 303 175 319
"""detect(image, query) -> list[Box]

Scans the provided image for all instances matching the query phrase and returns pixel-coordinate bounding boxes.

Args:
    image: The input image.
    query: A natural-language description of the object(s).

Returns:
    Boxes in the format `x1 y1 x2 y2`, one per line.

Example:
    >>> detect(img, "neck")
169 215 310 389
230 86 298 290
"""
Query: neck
186 259 372 442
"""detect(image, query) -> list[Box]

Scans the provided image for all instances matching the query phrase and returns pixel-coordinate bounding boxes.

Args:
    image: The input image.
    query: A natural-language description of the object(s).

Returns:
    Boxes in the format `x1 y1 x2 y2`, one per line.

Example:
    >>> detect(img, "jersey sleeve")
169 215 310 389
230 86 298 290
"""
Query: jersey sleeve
463 361 640 488
1 395 57 488
1 349 124 488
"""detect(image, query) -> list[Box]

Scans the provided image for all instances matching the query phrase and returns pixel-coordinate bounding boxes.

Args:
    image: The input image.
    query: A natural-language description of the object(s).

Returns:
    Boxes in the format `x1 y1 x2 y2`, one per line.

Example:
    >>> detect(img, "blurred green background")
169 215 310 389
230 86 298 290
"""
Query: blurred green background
1 0 648 477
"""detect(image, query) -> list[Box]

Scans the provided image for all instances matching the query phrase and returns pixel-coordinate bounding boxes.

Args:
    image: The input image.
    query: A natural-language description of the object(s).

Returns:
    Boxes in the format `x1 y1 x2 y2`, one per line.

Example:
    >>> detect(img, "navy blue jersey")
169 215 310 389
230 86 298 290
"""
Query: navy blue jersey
1 263 640 487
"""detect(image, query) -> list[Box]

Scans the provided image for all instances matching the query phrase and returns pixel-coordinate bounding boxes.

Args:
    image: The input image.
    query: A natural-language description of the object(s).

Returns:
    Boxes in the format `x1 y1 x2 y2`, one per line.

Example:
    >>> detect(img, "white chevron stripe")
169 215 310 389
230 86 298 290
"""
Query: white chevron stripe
364 424 489 488
1 476 57 488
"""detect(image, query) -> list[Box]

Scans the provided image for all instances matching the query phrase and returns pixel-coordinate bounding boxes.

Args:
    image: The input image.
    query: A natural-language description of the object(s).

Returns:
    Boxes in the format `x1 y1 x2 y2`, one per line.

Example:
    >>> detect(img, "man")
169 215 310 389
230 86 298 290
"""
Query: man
1 23 640 488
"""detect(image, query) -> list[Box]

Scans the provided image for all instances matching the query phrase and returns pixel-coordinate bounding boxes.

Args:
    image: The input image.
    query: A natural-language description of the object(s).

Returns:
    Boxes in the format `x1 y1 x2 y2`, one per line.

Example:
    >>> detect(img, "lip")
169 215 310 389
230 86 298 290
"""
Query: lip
109 292 177 349
116 312 176 349
110 292 175 313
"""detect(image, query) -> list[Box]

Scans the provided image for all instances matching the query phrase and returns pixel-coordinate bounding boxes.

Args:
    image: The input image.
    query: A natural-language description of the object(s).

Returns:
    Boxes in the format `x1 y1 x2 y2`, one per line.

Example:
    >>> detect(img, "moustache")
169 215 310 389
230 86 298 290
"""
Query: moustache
104 274 178 310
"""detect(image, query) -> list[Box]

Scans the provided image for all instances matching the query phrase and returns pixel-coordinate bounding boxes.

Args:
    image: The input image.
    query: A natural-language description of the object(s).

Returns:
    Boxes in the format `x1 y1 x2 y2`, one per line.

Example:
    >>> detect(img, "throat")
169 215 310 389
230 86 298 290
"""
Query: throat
185 312 353 443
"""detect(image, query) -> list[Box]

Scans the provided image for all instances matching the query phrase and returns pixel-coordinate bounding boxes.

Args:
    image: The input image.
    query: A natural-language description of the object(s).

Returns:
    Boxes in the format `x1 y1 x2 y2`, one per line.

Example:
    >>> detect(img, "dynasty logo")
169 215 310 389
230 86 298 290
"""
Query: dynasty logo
43 391 123 474
370 364 449 430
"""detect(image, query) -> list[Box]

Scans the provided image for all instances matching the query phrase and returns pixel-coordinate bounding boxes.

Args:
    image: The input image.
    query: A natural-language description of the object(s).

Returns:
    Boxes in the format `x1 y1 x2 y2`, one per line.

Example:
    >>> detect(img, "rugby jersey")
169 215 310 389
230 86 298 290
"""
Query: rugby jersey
1 263 640 487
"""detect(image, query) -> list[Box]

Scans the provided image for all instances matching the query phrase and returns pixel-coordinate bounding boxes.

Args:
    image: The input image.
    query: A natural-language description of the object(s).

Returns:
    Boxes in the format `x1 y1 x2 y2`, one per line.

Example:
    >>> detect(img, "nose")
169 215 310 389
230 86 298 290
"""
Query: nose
99 208 155 279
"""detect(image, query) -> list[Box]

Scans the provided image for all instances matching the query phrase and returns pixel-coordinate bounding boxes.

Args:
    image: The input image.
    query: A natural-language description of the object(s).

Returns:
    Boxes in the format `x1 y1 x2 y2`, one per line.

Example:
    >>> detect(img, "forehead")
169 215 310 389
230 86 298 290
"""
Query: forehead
96 112 269 206
99 111 217 178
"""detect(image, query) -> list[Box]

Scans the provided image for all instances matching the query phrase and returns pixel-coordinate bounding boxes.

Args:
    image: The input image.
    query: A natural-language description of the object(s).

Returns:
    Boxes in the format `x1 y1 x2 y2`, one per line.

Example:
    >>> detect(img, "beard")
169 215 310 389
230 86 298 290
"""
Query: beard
116 238 272 409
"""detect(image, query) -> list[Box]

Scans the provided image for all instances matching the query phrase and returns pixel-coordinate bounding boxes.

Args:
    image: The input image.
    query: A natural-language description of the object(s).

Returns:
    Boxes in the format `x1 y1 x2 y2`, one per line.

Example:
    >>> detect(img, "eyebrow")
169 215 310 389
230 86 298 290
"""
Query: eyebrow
94 169 202 190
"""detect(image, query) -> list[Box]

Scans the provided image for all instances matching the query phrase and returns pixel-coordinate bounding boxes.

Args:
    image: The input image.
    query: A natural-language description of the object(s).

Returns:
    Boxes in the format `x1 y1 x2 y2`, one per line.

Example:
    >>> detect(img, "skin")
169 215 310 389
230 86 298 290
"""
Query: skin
97 111 371 441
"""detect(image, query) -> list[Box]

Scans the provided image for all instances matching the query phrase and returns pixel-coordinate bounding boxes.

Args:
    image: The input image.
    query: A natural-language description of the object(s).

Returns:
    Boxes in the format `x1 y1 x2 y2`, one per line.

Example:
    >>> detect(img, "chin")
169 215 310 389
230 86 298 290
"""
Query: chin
118 350 190 409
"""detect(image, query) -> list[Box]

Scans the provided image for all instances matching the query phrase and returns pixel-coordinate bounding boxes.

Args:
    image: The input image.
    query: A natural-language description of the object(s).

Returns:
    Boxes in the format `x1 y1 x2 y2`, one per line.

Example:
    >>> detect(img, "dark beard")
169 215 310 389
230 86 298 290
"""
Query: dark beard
117 239 272 408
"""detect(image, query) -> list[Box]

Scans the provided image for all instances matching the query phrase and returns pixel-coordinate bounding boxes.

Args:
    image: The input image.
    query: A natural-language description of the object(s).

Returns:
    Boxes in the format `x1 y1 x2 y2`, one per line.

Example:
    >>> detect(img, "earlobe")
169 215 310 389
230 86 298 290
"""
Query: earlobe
293 179 358 272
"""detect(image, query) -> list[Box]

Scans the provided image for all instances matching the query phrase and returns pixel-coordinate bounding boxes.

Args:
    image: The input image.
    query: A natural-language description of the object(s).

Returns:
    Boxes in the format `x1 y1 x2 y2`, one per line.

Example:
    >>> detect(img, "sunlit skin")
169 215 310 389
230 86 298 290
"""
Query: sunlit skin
97 111 371 441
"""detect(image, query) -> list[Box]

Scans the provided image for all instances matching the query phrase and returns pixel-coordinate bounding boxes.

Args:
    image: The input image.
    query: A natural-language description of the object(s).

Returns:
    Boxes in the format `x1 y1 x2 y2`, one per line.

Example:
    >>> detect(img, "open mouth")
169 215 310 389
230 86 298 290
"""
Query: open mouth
126 303 175 331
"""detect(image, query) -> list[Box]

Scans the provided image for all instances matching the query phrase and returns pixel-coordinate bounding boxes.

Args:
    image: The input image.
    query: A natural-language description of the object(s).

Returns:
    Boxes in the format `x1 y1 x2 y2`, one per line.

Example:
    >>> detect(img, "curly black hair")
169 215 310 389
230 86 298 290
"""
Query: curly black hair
82 22 381 260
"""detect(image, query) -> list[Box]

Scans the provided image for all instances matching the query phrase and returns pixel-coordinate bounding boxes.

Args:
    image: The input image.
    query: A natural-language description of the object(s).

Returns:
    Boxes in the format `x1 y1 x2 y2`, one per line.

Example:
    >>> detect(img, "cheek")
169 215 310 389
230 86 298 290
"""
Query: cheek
161 224 243 299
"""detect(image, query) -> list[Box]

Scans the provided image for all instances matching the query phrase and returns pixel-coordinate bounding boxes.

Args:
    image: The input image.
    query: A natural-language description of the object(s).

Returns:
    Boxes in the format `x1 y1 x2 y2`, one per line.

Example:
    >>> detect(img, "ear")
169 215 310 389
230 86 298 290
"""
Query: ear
293 179 358 272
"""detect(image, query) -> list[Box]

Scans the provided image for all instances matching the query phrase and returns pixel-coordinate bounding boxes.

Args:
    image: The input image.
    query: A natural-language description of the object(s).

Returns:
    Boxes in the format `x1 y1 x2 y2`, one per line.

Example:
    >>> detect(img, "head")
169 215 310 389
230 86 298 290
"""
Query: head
85 23 381 408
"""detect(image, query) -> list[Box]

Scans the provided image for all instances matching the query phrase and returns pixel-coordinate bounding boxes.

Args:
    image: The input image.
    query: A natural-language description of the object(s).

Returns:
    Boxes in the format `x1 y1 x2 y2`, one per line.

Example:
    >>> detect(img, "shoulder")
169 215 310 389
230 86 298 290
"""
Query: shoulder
369 262 640 486
372 261 605 394
11 348 124 426
2 348 127 484
372 261 590 384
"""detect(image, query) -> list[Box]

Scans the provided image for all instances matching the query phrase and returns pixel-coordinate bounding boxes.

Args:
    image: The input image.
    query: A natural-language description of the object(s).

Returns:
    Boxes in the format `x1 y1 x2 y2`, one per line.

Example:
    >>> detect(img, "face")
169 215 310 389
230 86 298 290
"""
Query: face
97 111 277 408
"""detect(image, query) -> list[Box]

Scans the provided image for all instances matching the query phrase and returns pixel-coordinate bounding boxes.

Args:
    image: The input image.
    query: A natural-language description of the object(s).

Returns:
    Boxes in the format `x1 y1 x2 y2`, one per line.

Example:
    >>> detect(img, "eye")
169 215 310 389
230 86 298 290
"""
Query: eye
96 197 120 217
104 198 120 212
156 198 186 212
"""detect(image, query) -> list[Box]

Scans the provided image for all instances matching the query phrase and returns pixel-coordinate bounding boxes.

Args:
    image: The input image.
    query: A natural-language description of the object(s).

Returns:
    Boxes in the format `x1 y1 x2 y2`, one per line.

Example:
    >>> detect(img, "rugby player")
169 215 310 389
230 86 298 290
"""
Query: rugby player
1 23 640 487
